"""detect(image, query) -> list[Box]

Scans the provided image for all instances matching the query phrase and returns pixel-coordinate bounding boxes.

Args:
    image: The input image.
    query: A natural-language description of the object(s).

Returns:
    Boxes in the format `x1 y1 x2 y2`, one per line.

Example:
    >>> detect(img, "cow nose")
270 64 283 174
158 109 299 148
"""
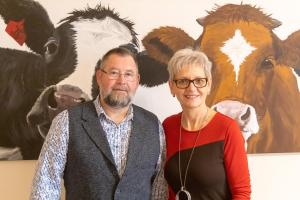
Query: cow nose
241 107 251 121
212 100 260 150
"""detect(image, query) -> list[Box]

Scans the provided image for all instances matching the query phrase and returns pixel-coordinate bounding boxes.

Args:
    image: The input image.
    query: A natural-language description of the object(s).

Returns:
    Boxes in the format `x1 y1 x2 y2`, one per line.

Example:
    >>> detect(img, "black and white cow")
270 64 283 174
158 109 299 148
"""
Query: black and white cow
0 0 166 159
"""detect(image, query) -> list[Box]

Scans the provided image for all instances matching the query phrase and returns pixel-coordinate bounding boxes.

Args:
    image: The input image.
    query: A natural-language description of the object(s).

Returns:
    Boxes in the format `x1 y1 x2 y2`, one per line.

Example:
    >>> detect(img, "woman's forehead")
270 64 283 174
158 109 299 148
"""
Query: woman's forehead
176 64 205 75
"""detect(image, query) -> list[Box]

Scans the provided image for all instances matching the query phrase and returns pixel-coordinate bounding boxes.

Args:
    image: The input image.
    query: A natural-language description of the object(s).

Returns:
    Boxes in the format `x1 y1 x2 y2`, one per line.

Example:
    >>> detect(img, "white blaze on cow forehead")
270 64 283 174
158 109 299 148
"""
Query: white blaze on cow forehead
59 17 134 98
221 29 256 82
292 69 300 92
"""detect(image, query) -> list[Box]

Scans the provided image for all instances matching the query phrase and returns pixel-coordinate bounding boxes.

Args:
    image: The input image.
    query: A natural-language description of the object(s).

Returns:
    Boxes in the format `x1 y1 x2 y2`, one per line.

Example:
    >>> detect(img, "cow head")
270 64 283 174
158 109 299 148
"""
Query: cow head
197 4 300 152
142 4 300 153
43 5 141 93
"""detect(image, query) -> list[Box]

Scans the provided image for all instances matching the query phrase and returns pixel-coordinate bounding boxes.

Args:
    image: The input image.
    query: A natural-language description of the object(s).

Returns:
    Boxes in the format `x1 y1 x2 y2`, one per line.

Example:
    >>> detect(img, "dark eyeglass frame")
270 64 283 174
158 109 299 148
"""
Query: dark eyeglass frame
100 68 137 81
173 78 208 89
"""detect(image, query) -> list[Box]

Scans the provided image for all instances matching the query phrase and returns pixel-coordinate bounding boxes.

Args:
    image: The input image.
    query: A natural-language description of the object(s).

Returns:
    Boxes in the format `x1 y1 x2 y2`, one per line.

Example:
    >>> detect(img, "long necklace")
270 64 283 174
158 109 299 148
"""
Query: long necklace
176 107 209 200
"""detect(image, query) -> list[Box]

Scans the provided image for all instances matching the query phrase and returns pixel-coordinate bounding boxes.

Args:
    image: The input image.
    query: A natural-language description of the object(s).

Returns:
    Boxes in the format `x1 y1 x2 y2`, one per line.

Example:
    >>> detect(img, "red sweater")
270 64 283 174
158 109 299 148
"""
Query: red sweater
163 112 251 200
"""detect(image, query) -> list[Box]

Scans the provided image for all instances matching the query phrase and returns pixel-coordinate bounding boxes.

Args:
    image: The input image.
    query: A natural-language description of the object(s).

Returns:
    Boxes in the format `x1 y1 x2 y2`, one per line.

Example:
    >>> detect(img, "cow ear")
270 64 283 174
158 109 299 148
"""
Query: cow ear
137 51 169 87
270 19 282 29
196 17 205 26
142 26 195 65
278 30 300 71
0 0 54 54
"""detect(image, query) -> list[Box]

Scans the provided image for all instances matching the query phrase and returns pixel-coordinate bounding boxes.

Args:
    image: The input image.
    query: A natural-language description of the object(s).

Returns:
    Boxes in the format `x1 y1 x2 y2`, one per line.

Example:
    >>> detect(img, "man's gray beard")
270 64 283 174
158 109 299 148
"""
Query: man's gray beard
104 94 132 108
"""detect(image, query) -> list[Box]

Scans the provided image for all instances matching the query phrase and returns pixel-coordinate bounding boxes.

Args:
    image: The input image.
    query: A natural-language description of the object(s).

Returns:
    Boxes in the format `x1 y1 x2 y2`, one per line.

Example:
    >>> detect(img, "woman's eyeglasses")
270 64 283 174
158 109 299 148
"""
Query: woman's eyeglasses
173 78 208 89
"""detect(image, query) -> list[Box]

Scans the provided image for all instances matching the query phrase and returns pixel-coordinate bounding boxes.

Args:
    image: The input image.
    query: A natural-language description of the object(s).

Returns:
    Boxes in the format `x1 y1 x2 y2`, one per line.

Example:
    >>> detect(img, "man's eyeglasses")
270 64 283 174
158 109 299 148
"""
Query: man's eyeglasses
100 69 137 82
173 78 208 89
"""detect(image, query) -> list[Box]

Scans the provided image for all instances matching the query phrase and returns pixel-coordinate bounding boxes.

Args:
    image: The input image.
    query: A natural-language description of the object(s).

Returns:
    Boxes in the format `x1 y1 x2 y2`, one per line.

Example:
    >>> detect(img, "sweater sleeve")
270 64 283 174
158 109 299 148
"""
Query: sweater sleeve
224 120 251 200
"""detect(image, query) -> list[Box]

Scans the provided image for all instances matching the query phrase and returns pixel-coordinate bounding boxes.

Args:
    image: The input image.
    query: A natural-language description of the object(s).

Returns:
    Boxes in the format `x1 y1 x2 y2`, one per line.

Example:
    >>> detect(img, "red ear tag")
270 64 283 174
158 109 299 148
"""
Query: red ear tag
5 19 26 46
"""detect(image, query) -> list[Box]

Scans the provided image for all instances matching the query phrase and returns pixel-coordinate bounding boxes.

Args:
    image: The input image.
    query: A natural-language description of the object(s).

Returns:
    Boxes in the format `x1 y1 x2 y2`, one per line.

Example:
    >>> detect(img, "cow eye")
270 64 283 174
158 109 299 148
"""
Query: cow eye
261 57 275 69
47 43 58 54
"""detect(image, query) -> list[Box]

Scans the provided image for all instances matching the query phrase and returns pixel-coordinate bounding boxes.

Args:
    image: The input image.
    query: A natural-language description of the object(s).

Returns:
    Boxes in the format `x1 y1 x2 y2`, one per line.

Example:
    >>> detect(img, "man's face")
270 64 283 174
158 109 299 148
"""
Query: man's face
96 54 140 108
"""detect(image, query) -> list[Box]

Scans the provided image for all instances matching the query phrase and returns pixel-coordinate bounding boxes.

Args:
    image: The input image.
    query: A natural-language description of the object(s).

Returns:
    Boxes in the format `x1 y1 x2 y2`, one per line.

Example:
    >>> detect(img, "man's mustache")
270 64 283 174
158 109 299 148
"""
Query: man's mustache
112 87 128 92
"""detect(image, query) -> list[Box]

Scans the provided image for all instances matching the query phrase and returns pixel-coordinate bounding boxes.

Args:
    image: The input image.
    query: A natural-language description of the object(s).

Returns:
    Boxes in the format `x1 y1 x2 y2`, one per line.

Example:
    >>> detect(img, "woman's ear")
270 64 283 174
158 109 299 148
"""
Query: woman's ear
168 80 175 97
207 78 212 94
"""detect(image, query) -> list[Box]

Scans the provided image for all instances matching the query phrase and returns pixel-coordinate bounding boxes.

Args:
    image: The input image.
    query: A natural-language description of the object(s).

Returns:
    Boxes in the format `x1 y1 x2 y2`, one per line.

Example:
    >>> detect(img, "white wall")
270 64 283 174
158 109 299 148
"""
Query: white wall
0 155 299 200
0 0 300 199
248 154 300 200
0 160 65 200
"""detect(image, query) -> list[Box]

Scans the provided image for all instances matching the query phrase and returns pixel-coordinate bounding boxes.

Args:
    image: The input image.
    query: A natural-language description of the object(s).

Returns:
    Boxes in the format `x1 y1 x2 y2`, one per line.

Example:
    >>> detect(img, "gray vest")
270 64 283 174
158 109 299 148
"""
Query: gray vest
64 101 160 200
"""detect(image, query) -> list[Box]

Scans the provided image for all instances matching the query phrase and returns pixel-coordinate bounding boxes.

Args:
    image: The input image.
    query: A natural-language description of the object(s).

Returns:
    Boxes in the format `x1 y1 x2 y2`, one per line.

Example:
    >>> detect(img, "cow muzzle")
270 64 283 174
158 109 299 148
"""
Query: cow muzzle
212 100 259 150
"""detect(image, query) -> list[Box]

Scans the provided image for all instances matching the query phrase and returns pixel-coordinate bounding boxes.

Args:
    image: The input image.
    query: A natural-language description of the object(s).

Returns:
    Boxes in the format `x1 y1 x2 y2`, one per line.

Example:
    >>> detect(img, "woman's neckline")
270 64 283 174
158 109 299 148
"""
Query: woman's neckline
179 111 219 133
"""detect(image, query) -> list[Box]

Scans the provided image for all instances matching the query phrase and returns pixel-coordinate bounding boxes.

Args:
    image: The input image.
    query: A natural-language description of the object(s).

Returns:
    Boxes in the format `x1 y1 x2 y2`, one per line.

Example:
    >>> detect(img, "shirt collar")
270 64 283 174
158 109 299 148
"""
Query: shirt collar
93 96 134 122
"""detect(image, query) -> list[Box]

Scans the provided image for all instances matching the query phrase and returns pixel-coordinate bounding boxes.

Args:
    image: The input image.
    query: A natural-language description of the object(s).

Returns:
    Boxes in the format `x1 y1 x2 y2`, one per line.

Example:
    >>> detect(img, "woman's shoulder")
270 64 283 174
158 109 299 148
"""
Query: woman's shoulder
162 112 181 130
209 112 239 131
163 112 180 123
214 111 236 123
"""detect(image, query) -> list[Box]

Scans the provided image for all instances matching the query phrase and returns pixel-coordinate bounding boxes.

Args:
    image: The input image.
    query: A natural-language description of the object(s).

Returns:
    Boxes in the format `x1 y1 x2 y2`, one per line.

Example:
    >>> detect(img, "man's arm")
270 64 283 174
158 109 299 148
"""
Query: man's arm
151 121 168 200
30 110 69 200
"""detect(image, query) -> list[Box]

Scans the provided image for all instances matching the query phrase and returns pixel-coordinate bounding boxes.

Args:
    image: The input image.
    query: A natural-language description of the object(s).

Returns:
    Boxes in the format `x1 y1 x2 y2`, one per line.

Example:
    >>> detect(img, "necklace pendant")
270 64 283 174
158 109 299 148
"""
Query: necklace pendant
175 187 191 200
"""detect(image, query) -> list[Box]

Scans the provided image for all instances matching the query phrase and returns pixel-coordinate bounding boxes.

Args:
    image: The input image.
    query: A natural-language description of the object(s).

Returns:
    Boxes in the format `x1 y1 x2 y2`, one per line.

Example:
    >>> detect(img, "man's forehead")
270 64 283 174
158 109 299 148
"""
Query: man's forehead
106 53 134 61
104 54 138 70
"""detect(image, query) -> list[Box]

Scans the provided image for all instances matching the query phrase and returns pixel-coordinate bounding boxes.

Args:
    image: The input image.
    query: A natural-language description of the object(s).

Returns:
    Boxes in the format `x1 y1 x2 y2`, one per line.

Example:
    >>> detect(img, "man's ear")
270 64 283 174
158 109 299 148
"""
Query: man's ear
95 69 102 85
137 73 141 83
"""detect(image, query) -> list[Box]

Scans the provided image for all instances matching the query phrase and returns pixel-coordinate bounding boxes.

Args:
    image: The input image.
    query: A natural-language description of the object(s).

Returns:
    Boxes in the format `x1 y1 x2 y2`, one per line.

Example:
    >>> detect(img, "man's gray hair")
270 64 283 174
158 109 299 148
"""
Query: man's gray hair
167 48 212 80
96 47 139 72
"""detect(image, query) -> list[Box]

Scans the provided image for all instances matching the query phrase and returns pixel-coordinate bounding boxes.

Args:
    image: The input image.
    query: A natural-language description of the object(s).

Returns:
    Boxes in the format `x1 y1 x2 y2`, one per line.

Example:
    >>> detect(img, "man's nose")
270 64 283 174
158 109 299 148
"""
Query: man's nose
116 73 127 83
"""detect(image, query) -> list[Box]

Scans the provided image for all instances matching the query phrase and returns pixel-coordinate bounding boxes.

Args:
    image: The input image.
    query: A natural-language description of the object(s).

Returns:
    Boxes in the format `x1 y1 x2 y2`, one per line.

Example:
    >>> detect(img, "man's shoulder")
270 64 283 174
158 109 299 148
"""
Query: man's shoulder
68 100 94 110
67 100 95 118
132 104 158 120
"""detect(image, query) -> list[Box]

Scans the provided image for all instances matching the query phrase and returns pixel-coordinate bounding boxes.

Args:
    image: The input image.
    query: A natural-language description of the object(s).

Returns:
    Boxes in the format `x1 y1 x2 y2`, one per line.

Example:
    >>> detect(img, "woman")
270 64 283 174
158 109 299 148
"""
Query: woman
163 48 251 200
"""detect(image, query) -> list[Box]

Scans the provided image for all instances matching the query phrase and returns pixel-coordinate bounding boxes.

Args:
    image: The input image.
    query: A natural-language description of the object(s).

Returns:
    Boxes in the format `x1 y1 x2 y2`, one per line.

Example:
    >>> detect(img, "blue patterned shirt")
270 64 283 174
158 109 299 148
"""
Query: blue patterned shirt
30 97 167 200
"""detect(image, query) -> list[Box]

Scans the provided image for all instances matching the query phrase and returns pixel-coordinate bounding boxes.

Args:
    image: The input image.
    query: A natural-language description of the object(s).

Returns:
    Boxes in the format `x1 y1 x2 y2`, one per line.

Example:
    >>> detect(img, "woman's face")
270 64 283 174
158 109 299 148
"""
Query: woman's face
169 64 211 110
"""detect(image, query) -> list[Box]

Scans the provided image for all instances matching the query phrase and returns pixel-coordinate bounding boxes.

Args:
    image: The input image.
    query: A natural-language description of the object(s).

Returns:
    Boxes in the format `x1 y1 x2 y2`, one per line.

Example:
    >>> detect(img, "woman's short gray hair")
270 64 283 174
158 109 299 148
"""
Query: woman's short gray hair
167 48 212 80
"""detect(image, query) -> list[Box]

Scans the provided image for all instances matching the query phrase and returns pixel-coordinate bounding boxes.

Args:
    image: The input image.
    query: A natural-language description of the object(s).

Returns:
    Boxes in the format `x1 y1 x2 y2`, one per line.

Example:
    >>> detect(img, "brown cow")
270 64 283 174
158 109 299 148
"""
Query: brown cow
142 4 300 153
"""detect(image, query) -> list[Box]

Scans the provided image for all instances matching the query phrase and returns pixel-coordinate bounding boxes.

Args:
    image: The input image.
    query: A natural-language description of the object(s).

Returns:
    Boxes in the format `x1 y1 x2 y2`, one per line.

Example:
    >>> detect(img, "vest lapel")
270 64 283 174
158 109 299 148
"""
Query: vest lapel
81 103 116 167
123 106 144 171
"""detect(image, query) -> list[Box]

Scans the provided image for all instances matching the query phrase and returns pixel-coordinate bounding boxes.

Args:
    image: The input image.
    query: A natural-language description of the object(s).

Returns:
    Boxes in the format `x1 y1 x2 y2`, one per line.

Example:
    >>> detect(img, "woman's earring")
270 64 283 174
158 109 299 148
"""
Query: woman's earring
172 94 175 97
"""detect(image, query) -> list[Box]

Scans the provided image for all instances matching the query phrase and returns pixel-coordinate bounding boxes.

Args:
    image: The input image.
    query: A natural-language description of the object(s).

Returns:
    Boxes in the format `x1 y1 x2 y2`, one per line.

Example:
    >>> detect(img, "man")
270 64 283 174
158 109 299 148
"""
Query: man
30 47 167 200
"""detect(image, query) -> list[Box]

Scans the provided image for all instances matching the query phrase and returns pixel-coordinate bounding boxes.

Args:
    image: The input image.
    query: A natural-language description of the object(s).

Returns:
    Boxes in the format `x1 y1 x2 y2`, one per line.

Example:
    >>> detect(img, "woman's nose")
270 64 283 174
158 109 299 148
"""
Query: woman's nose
186 81 197 90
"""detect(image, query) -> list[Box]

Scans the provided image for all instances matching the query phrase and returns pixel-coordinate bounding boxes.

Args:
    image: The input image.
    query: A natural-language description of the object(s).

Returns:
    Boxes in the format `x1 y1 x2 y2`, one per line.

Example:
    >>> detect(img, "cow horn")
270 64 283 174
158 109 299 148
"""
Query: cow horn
196 17 205 26
271 19 282 29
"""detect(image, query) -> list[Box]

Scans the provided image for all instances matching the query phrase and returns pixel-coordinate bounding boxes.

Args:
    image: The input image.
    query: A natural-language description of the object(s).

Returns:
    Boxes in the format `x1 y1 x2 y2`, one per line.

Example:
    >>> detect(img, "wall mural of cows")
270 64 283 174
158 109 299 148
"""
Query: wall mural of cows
0 0 299 160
